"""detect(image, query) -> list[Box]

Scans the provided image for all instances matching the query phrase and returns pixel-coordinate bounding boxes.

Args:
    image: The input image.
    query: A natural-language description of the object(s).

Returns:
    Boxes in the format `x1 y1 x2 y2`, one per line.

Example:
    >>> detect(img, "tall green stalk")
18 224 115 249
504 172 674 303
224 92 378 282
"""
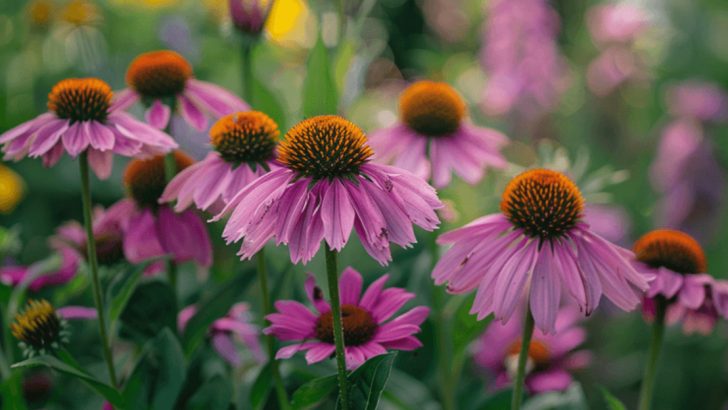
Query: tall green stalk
511 307 535 410
324 244 349 410
241 41 255 105
163 117 178 307
638 298 667 410
256 250 290 409
78 152 118 388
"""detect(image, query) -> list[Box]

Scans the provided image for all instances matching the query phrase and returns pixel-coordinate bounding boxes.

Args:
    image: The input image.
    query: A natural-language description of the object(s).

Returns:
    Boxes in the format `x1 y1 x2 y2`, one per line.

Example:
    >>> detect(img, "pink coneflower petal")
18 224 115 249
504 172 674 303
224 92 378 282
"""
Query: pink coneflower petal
57 306 98 320
527 369 572 392
305 344 336 364
212 333 241 366
157 207 212 267
88 149 114 179
530 246 562 333
321 180 356 252
122 207 166 263
178 95 208 131
145 100 172 129
185 79 250 116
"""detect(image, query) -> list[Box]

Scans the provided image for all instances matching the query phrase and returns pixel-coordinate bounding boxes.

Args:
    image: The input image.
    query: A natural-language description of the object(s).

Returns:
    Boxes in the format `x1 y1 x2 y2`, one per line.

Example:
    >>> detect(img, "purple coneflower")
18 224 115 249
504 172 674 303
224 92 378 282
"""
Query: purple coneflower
475 307 590 394
480 0 569 120
0 248 79 292
50 205 126 266
229 0 274 37
217 115 441 265
0 78 177 179
179 302 264 366
111 151 212 268
433 169 650 333
633 229 728 409
368 81 507 189
117 50 249 131
161 111 280 213
264 268 428 369
634 229 728 334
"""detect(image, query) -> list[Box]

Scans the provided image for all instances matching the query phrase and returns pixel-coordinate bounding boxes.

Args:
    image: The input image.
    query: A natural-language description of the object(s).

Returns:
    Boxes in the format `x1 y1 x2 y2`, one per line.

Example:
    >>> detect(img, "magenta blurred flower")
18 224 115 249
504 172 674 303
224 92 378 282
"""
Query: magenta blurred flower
587 46 647 96
179 302 264 365
665 81 728 122
650 119 725 240
112 152 212 268
635 229 728 335
0 248 79 292
480 0 569 119
583 204 631 244
118 50 249 131
369 81 508 189
0 78 177 179
57 306 97 320
161 111 280 214
587 3 649 46
475 307 591 394
264 268 429 369
216 115 441 265
50 205 126 266
229 0 274 36
432 169 651 334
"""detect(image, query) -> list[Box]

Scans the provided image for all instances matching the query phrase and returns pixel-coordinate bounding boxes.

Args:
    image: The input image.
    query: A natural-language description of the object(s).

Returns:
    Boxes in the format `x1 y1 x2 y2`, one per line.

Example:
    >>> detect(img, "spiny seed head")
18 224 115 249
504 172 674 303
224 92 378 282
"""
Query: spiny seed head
11 299 67 357
278 115 373 180
126 50 193 99
634 229 707 274
501 169 585 240
124 151 194 208
400 81 466 137
47 78 112 123
210 111 279 166
315 304 377 346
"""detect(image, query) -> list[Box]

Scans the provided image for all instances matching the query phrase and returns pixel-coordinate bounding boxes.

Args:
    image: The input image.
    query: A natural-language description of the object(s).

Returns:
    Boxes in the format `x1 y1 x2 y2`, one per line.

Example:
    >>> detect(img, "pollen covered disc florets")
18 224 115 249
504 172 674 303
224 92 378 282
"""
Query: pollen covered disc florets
400 81 467 137
634 229 707 274
501 169 585 240
124 151 194 208
210 111 279 165
315 304 377 346
48 78 112 123
507 339 550 366
126 50 193 99
278 115 373 179
11 299 65 355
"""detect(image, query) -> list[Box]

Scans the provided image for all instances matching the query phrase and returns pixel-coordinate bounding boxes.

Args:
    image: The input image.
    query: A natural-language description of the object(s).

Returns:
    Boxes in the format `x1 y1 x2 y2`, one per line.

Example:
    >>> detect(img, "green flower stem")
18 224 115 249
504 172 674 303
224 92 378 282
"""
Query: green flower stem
511 307 535 410
638 298 667 410
79 152 118 388
324 244 349 410
163 117 178 308
429 232 455 410
241 41 255 104
256 250 290 409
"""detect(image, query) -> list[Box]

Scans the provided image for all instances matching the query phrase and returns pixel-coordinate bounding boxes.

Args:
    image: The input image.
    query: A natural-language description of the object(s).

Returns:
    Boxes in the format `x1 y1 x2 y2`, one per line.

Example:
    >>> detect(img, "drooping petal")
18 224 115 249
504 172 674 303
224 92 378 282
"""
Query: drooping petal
145 100 172 129
529 245 562 334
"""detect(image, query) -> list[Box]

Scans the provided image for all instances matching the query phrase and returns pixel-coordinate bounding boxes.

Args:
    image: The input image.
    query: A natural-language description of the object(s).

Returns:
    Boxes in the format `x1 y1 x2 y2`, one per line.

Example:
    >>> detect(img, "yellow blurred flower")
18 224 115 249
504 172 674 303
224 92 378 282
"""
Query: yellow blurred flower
27 0 54 28
61 0 101 27
266 0 310 44
0 165 24 214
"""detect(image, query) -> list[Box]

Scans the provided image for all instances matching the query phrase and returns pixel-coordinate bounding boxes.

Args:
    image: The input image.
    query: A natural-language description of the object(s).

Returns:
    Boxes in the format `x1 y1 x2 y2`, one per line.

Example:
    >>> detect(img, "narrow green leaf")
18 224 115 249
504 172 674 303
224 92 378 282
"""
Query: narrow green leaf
302 34 338 117
107 264 145 325
600 387 627 410
290 374 338 410
253 74 288 130
453 294 491 357
122 328 187 410
347 352 397 410
12 355 124 408
119 280 176 343
251 361 273 410
187 374 232 410
181 269 255 357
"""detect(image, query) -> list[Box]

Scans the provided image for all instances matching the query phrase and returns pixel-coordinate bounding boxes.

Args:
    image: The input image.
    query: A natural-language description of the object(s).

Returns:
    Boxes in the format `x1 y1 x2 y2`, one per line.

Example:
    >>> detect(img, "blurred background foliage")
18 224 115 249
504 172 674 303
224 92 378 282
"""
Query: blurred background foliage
0 0 727 408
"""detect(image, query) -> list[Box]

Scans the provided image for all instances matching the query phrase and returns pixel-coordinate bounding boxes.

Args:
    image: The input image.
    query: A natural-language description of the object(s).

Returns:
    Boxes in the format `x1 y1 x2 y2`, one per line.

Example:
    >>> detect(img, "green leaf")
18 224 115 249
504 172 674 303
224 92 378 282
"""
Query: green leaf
476 389 512 410
523 383 587 410
181 269 255 357
123 328 187 410
453 294 492 357
251 361 274 409
302 33 338 117
186 374 232 410
11 355 124 408
600 387 627 410
107 264 145 326
253 74 288 130
290 374 338 410
119 280 176 343
0 373 28 410
347 352 397 410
